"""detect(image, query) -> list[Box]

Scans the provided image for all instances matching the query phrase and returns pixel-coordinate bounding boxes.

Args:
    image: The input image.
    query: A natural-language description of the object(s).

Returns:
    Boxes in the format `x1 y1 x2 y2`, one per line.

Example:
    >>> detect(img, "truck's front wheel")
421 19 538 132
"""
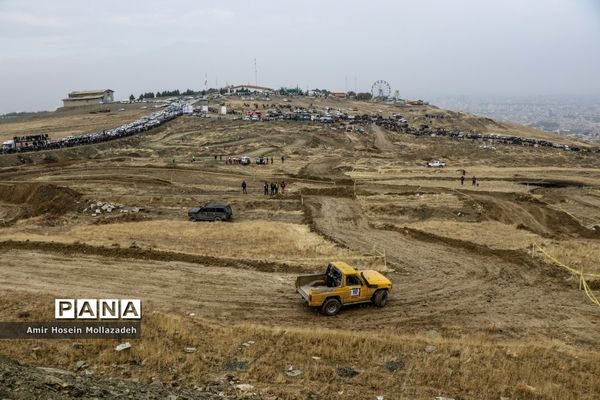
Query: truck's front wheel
321 298 341 316
373 290 388 307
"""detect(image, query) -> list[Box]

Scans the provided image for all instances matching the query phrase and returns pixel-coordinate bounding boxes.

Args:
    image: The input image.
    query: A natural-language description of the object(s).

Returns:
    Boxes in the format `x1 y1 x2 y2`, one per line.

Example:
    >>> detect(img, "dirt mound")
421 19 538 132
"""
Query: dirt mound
236 199 302 212
296 156 354 184
470 192 598 238
368 203 479 222
300 186 355 198
0 240 307 274
0 183 81 219
91 213 149 225
375 223 567 278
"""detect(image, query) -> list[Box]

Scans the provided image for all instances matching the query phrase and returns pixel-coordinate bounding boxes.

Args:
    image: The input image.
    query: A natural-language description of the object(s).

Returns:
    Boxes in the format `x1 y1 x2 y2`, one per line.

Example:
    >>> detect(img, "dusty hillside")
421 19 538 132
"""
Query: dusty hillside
0 104 148 141
0 97 599 399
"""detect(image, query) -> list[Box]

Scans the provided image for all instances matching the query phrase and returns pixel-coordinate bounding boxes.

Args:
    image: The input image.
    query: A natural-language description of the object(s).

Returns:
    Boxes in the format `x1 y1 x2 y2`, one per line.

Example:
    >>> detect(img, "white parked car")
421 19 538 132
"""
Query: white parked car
427 160 446 168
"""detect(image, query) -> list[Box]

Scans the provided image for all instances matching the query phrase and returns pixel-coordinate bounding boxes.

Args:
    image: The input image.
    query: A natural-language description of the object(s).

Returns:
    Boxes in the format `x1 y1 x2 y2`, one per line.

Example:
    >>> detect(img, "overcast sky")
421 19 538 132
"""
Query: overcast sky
1 0 599 113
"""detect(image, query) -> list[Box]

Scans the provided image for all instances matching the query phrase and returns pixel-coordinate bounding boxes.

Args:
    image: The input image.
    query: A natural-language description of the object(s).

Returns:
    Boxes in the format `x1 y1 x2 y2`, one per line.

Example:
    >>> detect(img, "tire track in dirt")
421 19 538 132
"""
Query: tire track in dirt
372 125 397 152
302 194 600 344
0 250 302 324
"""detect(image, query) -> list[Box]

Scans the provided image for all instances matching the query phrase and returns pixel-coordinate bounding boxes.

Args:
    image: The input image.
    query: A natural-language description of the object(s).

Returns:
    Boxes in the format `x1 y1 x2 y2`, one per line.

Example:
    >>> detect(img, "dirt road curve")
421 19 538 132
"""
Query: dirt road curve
304 195 599 344
2 191 598 345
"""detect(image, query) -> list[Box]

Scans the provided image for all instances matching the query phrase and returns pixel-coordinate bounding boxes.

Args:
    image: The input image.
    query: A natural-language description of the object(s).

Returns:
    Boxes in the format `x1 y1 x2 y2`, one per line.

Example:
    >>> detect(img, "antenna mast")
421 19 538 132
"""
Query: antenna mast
254 58 258 85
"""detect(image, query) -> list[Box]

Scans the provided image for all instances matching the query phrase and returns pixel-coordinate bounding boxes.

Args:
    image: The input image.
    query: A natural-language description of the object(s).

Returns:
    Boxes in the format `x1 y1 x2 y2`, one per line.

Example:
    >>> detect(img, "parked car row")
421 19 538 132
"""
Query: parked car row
0 103 187 155
376 118 593 153
233 102 595 153
257 108 394 125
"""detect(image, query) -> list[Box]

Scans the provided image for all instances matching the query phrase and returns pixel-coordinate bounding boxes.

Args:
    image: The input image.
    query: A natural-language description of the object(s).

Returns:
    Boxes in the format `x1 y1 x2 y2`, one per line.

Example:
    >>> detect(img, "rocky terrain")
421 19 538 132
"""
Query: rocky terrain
0 355 263 400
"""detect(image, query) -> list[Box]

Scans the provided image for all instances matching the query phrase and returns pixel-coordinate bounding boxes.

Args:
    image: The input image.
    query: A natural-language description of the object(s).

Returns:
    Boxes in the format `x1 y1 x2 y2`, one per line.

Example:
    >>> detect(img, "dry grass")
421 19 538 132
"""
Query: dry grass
1 293 598 400
0 220 354 265
544 240 600 276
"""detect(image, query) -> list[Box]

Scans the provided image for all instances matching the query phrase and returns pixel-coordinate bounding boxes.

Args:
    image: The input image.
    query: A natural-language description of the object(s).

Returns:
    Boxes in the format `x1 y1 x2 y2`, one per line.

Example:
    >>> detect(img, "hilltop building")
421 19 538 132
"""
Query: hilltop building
62 89 114 107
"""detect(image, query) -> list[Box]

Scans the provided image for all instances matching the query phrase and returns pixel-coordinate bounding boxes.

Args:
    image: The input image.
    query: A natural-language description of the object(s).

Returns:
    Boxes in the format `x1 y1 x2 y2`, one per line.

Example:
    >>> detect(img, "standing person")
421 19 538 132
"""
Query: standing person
270 182 275 195
192 155 195 163
270 156 273 164
472 176 477 186
460 175 465 185
241 180 247 194
264 181 269 195
281 155 285 163
275 182 279 195
280 180 287 194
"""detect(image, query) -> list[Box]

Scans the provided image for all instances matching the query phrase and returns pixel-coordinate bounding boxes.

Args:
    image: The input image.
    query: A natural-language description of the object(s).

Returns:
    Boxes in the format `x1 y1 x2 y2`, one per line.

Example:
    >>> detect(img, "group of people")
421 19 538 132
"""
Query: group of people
459 175 479 186
240 180 288 195
264 180 287 195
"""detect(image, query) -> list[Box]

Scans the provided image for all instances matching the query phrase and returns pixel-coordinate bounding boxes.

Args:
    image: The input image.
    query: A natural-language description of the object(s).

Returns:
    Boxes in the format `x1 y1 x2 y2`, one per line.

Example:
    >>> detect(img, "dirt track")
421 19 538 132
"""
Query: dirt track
372 125 398 152
1 189 598 344
0 114 598 341
304 195 599 343
1 101 600 398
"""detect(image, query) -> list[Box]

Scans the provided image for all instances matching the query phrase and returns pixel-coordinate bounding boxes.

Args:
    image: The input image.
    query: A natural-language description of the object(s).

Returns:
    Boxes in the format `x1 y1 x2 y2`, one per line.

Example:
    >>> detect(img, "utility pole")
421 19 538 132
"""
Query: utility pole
254 58 258 86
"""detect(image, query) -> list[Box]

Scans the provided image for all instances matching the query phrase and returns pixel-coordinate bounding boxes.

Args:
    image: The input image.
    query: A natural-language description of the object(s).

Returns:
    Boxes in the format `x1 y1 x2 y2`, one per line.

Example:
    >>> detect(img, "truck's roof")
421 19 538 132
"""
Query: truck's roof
330 261 357 275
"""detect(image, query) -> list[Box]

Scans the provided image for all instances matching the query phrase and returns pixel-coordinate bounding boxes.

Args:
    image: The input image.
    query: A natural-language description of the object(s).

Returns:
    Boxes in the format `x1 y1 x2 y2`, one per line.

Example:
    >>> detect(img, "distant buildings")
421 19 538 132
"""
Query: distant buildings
227 85 274 95
62 89 114 107
330 91 347 99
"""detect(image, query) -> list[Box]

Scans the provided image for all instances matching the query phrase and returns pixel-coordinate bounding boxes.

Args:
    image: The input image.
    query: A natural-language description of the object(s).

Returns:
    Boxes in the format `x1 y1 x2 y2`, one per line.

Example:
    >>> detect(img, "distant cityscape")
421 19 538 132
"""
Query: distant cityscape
430 95 600 143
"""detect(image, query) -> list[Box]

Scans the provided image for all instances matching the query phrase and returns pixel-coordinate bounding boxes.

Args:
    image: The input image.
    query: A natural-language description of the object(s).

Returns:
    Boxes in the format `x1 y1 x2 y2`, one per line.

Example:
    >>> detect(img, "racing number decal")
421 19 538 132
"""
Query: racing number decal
350 288 360 297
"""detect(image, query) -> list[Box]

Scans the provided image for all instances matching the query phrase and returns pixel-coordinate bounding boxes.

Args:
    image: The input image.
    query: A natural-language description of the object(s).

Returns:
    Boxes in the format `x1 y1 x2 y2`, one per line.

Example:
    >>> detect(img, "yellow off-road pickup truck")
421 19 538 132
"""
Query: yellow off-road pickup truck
295 261 392 316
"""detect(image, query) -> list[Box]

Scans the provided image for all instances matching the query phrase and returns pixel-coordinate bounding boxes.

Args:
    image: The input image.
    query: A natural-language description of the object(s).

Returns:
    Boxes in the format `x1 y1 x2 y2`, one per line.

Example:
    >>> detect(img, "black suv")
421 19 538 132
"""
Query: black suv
188 203 233 221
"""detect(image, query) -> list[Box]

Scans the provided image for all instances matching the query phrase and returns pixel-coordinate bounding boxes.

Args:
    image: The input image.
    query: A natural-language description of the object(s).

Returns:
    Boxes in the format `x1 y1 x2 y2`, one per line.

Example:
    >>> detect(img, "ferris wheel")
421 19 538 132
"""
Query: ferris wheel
371 80 391 99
